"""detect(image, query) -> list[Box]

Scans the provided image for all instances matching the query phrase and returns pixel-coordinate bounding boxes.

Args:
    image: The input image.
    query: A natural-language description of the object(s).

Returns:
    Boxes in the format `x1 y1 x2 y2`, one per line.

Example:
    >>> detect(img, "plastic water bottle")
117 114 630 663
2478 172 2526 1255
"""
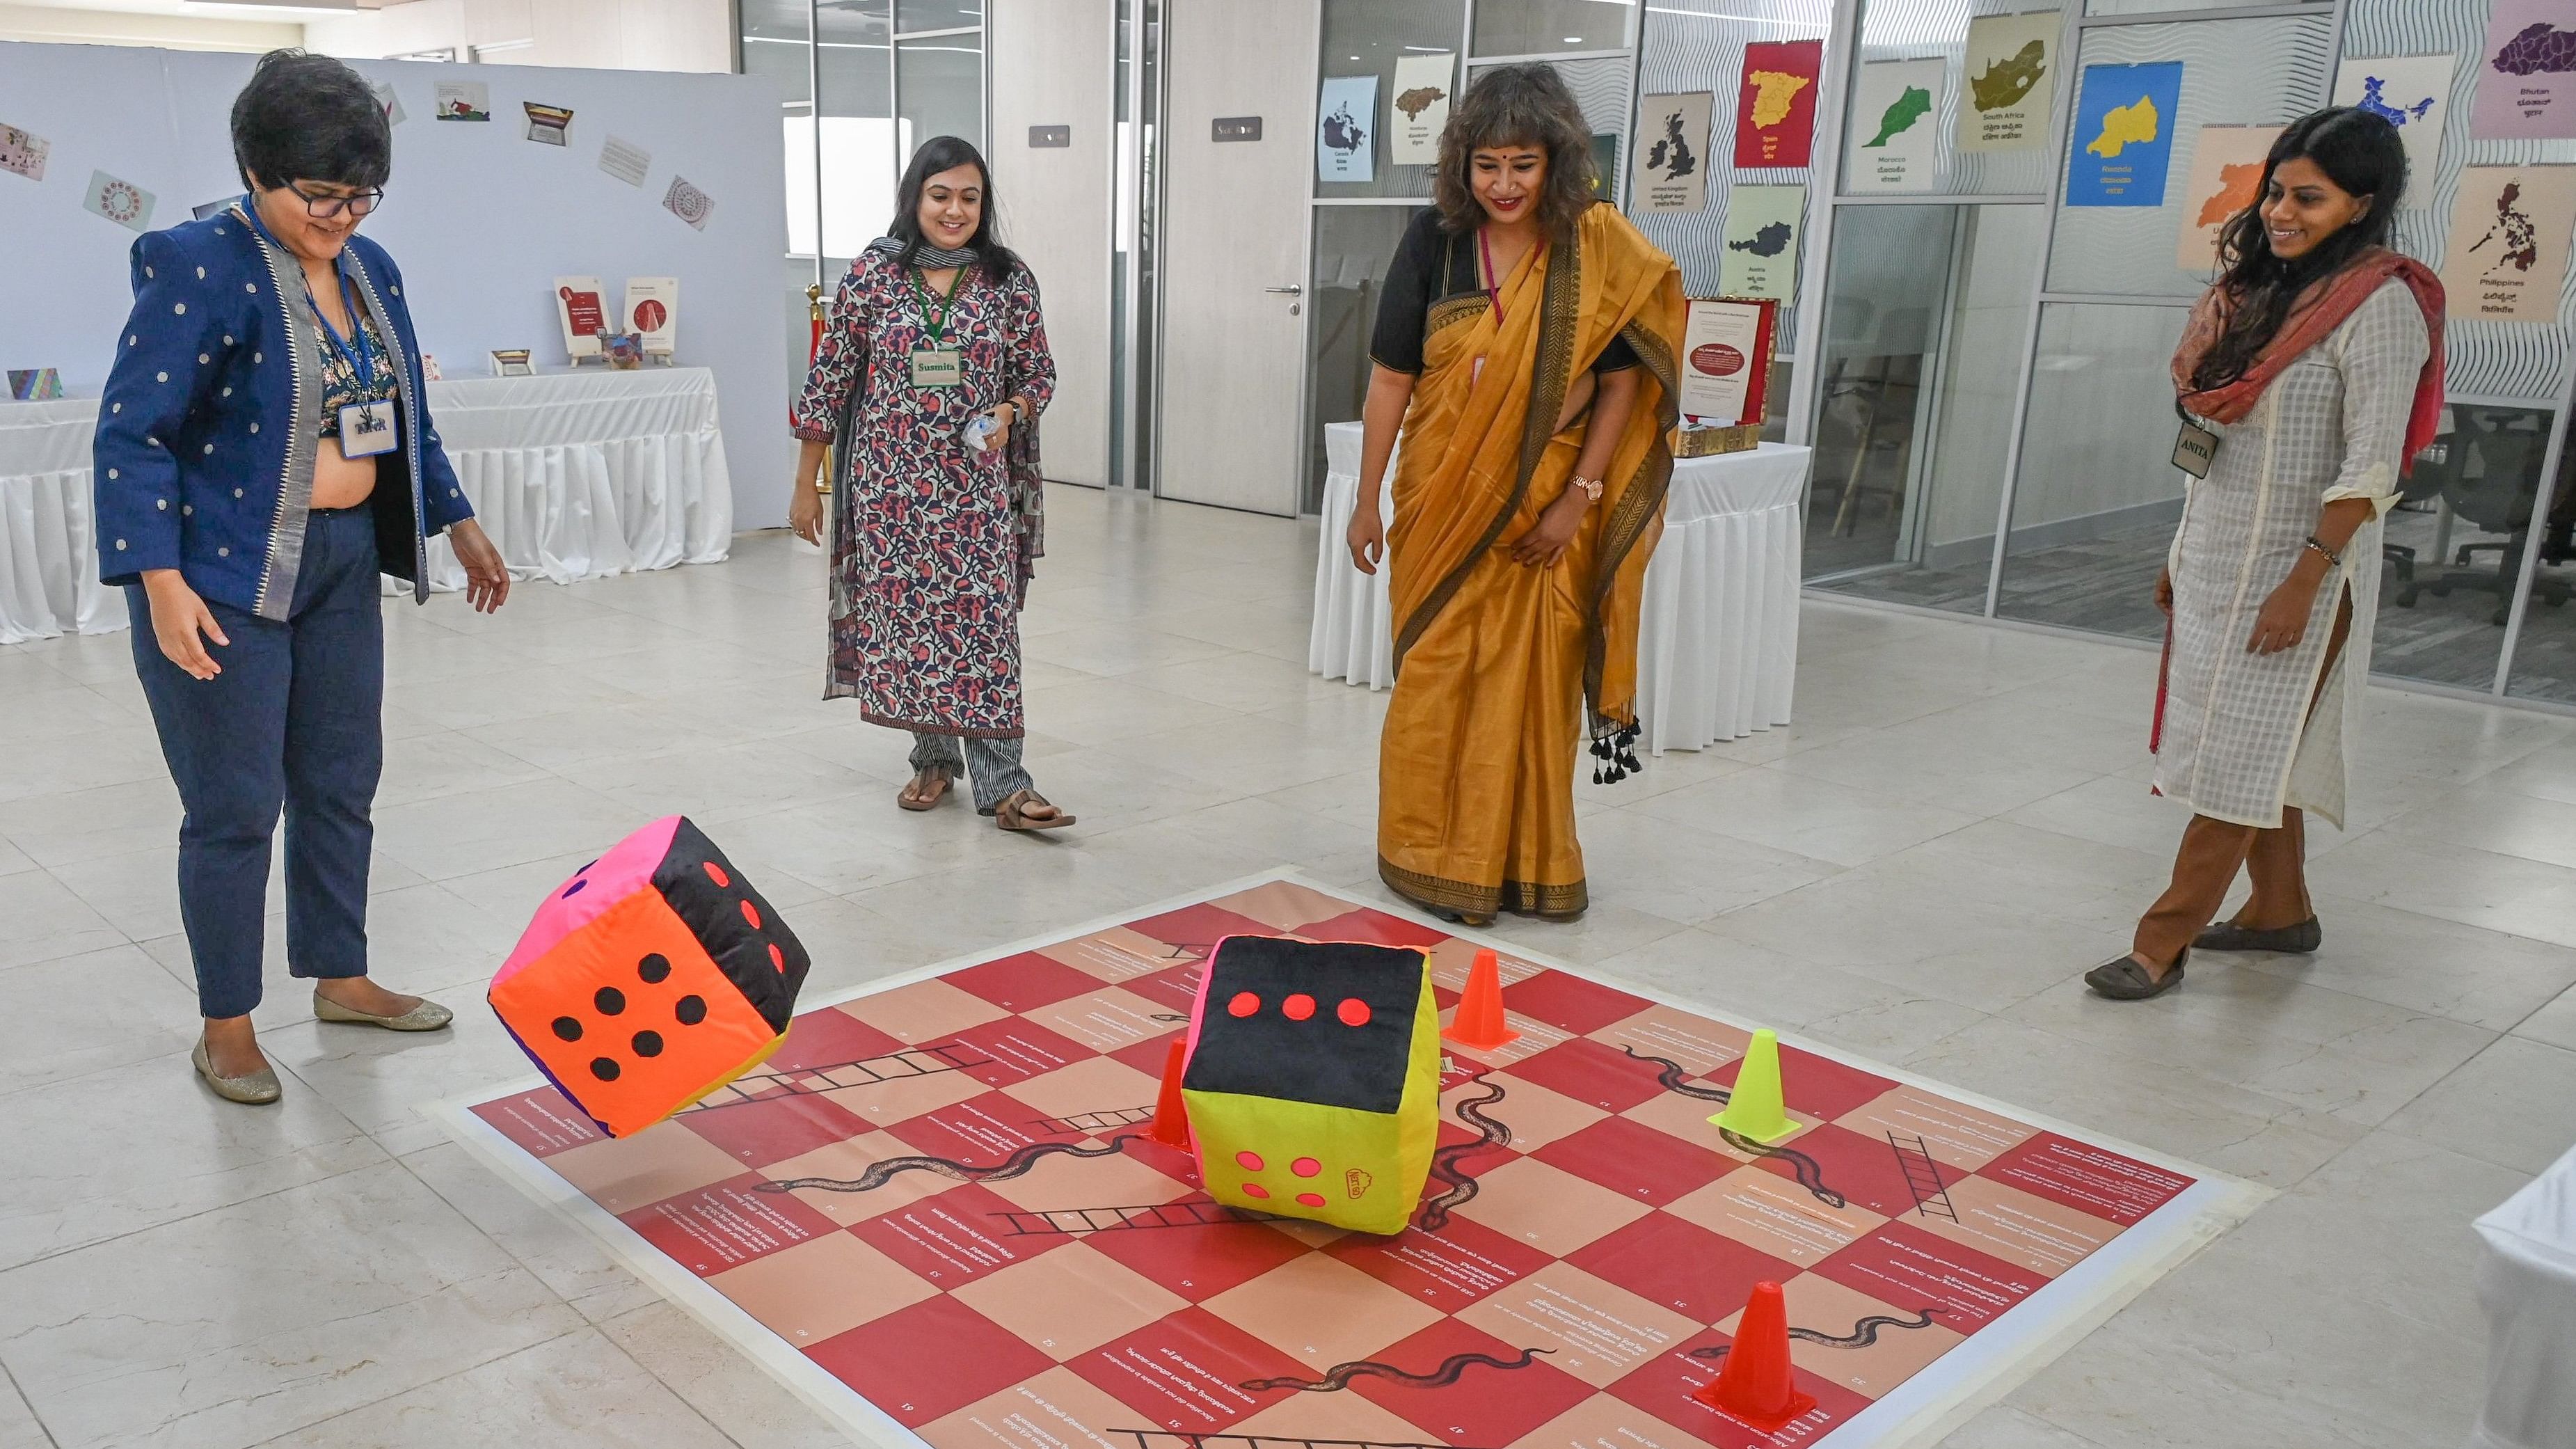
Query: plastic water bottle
962 411 1001 453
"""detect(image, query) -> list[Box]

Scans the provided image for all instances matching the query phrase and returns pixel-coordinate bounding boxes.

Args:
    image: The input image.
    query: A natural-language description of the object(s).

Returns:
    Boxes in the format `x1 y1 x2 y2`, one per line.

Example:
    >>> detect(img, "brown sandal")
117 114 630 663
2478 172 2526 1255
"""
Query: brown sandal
992 789 1074 832
897 766 954 812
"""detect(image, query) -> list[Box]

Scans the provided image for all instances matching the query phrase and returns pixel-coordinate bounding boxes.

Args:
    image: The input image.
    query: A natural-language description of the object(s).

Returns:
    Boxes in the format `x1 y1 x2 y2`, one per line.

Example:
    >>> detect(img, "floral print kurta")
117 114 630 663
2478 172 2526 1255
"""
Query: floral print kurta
791 251 1056 737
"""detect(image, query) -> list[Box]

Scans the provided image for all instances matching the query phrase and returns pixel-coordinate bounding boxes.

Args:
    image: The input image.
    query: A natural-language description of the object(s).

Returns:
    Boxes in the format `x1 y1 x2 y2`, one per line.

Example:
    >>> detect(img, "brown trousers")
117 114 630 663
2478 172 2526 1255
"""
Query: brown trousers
2133 591 2353 967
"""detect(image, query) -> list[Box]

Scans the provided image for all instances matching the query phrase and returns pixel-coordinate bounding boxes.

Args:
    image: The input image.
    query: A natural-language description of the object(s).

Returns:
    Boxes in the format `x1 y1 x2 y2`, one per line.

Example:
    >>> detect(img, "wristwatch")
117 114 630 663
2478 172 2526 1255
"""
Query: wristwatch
1571 475 1604 502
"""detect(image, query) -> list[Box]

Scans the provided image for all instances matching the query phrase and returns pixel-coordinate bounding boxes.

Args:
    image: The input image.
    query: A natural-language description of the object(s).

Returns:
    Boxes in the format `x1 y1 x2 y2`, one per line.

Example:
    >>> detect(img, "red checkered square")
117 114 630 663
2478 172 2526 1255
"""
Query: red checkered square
1502 970 1653 1036
1607 1328 1871 1447
472 1088 603 1157
674 1093 874 1171
1325 1210 1554 1313
1120 960 1207 1017
1978 1131 2193 1226
1298 907 1450 950
618 1171 841 1277
947 951 1111 1013
1124 903 1285 957
1069 1305 1313 1432
1749 1123 1934 1219
1083 1212 1312 1302
946 1015 1099 1087
806 1292 1057 1427
888 1089 1074 1162
766 1006 907 1073
1351 1318 1596 1444
1568 1212 1801 1322
1719 1046 1895 1122
1535 1116 1734 1207
1504 1036 1671 1114
850 1181 1073 1288
1811 1219 2044 1333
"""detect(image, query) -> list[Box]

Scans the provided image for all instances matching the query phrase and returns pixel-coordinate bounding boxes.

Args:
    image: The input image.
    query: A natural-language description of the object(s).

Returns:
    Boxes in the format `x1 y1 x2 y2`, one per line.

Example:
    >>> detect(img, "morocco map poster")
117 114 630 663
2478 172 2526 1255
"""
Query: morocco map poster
2440 164 2576 322
2331 54 2453 201
1734 39 1822 169
1956 9 2057 153
1718 184 1804 300
1847 58 1943 192
2065 61 2184 207
2175 125 2282 273
2476 0 2576 140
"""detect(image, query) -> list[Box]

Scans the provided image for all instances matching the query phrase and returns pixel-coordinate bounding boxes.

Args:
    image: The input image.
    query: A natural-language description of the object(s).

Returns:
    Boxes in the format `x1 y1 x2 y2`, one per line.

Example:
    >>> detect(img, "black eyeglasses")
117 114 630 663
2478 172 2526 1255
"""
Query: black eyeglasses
287 182 384 219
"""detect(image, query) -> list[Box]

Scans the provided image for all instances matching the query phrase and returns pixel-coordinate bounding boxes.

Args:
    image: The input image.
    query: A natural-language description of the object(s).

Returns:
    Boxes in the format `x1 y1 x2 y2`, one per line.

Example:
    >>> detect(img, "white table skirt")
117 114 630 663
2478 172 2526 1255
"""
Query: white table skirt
1309 421 1808 752
0 367 733 644
2471 1142 2576 1449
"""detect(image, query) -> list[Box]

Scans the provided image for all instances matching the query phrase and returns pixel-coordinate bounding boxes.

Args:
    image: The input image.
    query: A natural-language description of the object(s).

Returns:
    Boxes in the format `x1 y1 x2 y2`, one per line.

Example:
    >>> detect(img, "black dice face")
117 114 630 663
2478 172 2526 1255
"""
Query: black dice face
1182 937 1426 1114
649 816 810 1034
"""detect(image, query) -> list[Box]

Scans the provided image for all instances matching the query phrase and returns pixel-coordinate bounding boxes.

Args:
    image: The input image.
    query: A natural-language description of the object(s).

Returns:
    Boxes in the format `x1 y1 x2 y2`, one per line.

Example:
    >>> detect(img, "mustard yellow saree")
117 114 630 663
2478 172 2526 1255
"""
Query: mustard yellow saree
1378 205 1684 921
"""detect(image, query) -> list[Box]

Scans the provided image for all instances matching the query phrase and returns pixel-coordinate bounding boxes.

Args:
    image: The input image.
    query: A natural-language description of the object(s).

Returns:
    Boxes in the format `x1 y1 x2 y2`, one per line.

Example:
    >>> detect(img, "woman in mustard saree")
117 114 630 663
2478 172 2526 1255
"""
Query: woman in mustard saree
1348 65 1684 926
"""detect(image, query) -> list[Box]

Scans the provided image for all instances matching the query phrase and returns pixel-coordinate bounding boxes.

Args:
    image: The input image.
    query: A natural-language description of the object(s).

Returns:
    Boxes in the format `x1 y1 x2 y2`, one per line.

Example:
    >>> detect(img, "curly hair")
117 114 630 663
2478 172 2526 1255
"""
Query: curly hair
2192 106 2405 392
1432 63 1598 239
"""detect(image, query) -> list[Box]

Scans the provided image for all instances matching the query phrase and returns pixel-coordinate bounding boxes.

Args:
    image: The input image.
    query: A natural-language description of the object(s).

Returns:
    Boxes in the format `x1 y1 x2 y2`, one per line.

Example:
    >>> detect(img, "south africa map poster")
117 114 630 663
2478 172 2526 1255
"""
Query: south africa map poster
1847 58 1943 193
2332 54 2454 203
1632 92 1714 213
2064 61 2183 207
2440 164 2576 322
1733 40 1823 169
438 873 2260 1449
2476 0 2576 140
1718 184 1804 300
1955 9 2056 154
2175 125 2282 273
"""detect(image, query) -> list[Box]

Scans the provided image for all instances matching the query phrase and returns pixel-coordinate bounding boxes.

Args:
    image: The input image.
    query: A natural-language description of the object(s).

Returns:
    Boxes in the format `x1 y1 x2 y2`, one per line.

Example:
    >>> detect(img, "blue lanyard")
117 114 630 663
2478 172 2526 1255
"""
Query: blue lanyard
236 195 381 395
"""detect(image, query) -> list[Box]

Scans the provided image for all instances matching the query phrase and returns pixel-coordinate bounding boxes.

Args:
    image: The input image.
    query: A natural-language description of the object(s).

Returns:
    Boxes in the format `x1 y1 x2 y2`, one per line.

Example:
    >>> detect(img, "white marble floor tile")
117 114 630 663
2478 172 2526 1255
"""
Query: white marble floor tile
2307 830 2576 950
244 1329 736 1448
2230 889 2576 1031
0 943 205 1095
1628 764 1981 868
0 871 125 972
398 1145 655 1324
2380 1034 2576 1175
2516 983 2576 1052
1934 1405 2108 1449
598 1302 852 1449
262 1006 557 1157
0 1373 47 1449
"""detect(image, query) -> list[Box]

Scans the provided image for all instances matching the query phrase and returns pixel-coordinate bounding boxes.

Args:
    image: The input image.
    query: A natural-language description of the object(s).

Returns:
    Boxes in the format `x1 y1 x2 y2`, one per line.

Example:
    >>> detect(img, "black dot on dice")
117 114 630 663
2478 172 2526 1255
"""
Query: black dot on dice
638 953 672 984
675 995 708 1025
595 986 626 1015
589 1056 621 1082
550 1016 582 1042
633 1030 665 1057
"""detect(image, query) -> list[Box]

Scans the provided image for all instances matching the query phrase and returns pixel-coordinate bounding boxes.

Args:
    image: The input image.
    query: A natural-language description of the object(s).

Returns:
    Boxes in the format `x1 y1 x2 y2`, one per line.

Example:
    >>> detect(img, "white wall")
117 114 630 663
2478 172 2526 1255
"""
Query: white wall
0 2 298 52
0 41 797 528
991 0 1112 488
307 0 731 73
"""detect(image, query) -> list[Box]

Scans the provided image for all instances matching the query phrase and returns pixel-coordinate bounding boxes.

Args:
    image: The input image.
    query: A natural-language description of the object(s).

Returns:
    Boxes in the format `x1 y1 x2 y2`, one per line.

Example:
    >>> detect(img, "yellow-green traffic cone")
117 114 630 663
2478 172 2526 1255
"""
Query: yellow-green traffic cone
1710 1029 1797 1143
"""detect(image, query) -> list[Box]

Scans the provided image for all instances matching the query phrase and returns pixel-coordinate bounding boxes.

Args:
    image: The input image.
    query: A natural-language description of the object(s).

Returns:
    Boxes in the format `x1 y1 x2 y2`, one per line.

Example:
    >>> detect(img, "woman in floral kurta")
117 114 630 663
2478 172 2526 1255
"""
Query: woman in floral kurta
790 138 1067 829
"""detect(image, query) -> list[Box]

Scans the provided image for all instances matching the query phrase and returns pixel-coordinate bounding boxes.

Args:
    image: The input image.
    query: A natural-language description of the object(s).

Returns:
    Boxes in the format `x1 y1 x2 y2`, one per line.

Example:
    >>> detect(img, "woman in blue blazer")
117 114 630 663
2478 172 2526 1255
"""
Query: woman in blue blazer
95 49 511 1104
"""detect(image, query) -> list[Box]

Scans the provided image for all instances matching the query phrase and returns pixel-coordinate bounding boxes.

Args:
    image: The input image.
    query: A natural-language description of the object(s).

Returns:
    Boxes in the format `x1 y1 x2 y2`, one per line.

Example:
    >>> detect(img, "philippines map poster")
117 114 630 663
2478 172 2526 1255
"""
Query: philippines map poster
1847 58 1943 193
1734 40 1823 169
2331 54 2454 203
1718 184 1804 300
2440 164 2576 322
2175 125 2283 274
2476 0 2576 140
2065 61 2184 208
1956 9 2057 154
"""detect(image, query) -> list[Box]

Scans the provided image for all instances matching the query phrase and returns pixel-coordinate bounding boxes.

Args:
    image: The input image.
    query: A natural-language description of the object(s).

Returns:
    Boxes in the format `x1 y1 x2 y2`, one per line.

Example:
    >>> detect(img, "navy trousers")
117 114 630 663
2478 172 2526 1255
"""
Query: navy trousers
129 505 385 1019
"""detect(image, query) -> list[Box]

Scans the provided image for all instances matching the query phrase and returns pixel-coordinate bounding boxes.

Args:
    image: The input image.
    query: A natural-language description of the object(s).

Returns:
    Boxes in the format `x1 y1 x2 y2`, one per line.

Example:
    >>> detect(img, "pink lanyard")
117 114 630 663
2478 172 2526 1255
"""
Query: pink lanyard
1478 228 1506 326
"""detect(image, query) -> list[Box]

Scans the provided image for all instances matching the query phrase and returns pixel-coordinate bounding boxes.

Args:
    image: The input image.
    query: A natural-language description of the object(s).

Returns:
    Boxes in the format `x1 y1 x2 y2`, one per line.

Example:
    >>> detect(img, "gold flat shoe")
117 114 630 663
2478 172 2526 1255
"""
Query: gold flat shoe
193 1038 282 1104
313 989 454 1031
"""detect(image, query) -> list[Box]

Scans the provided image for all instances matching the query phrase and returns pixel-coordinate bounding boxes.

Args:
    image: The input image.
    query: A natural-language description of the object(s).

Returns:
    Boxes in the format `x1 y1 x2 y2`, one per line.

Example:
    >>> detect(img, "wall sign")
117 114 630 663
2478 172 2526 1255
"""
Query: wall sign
1632 92 1712 213
2440 164 2576 322
1213 116 1262 142
1733 39 1822 168
1957 9 2056 154
1028 125 1070 148
1848 58 1943 192
1317 76 1378 182
2065 61 2184 207
1390 53 1453 166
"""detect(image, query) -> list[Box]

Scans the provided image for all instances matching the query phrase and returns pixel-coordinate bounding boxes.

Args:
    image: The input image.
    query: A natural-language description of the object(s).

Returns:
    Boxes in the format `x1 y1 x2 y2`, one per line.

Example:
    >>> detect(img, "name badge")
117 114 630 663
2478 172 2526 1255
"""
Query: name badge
911 348 963 388
340 399 398 457
2172 418 2218 478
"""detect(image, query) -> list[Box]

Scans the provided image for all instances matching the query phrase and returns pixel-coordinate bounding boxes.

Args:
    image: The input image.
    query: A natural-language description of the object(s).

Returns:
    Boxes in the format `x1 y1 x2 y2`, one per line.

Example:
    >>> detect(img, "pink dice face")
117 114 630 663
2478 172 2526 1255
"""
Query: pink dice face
496 816 683 986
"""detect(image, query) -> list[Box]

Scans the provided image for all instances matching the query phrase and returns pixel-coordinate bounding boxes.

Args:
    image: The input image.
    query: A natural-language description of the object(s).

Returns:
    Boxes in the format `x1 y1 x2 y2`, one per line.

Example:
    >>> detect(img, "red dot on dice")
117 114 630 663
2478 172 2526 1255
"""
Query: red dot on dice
1228 991 1260 1018
1236 1150 1264 1171
1336 997 1371 1027
1291 1157 1320 1177
1282 993 1315 1021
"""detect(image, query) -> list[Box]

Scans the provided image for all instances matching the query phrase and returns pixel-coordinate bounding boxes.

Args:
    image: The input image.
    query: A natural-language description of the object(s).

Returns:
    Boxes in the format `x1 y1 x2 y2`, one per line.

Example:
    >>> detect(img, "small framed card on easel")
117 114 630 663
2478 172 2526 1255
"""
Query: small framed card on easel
1673 296 1778 457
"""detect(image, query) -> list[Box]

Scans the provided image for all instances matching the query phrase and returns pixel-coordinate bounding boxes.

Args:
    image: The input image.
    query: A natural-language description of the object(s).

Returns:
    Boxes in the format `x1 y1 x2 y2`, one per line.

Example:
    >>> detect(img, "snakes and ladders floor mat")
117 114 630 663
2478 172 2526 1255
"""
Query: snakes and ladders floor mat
437 872 2261 1449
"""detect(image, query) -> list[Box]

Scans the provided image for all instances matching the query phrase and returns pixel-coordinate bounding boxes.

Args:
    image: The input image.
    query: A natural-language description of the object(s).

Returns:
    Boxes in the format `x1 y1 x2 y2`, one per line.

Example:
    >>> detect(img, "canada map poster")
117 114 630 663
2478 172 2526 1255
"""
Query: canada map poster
2065 61 2183 208
2332 54 2454 202
1319 75 1378 184
1847 59 1943 193
2476 0 2576 140
2440 164 2576 323
1632 93 1715 214
1719 184 1804 300
2175 125 2283 274
1735 40 1823 169
1955 9 2056 154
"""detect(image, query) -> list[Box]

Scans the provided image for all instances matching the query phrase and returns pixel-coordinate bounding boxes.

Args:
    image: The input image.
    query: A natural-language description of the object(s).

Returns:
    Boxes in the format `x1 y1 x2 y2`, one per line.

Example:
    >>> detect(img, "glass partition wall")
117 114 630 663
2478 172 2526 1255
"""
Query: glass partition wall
1800 0 2576 708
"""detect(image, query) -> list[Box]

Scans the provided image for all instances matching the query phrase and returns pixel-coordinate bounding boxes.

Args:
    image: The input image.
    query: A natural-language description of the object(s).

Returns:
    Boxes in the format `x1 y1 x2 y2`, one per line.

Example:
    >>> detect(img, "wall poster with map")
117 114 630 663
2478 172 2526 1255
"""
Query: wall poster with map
2476 0 2576 140
1631 92 1713 213
1846 58 1943 192
1733 39 1822 168
2440 164 2576 322
1316 75 1378 184
1718 183 1804 300
2065 61 2183 207
2175 125 2282 273
1389 53 1452 167
1956 9 2058 154
2331 54 2453 202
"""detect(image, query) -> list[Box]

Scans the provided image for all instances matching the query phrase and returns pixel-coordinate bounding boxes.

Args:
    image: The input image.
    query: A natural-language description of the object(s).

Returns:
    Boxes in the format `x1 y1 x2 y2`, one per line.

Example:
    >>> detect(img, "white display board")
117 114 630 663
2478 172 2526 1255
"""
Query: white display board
0 42 796 528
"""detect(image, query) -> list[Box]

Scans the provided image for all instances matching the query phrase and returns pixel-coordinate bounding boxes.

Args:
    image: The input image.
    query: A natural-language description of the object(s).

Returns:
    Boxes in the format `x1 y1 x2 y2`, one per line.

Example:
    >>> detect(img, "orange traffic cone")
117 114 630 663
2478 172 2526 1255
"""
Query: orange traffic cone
1444 948 1520 1053
1145 1038 1192 1150
1692 1281 1815 1433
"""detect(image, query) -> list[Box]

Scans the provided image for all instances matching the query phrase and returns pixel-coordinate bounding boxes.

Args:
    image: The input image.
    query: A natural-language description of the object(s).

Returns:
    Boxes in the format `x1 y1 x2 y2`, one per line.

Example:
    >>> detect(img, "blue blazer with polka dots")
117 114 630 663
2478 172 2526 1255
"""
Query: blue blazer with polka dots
93 203 472 621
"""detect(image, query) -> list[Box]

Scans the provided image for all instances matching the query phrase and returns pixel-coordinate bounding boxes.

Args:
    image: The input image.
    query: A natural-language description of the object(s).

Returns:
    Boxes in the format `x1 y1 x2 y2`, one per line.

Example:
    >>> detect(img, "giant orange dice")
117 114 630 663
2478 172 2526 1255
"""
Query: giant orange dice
489 816 809 1137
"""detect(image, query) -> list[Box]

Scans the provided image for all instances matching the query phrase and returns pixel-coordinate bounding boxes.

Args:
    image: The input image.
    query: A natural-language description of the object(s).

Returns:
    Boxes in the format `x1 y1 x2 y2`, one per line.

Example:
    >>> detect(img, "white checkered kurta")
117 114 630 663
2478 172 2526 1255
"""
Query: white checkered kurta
2156 279 2428 831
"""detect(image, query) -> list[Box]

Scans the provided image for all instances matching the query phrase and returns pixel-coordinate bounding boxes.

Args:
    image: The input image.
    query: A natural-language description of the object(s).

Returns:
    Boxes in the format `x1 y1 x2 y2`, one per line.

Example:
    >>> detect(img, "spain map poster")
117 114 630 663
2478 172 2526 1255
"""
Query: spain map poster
2475 0 2576 140
2175 125 2282 274
2331 54 2454 202
2440 164 2576 322
1847 58 1943 192
1718 184 1804 300
1956 9 2057 154
1734 39 1823 169
2065 61 2184 207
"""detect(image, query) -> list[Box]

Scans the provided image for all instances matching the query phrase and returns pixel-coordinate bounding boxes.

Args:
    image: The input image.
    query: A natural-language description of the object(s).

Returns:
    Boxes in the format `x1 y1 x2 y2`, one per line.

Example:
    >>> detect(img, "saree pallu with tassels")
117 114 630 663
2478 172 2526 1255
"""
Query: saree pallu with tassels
1377 205 1685 921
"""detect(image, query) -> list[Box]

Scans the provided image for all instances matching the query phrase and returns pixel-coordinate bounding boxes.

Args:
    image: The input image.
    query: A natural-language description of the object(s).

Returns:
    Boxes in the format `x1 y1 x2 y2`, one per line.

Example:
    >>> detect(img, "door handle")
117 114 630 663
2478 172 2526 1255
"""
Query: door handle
1264 285 1303 295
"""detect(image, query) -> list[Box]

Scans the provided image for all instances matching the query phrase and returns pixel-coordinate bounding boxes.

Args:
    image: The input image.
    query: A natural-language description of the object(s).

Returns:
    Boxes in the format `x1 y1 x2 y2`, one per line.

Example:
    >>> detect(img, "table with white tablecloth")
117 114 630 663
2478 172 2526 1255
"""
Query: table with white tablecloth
2470 1141 2576 1449
1308 420 1808 752
0 366 733 645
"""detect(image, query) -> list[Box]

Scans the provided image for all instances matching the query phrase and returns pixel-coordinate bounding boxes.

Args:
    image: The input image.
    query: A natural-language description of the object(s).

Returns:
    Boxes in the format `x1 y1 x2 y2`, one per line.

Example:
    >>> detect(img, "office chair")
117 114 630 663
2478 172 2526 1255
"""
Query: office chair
2383 433 2458 592
2396 409 2575 625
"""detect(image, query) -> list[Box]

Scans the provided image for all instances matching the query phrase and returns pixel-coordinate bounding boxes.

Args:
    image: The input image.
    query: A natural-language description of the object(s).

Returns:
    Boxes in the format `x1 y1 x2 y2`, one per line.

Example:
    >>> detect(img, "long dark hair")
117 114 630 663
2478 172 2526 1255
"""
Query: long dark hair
2192 106 2405 391
1433 64 1599 240
887 135 1019 282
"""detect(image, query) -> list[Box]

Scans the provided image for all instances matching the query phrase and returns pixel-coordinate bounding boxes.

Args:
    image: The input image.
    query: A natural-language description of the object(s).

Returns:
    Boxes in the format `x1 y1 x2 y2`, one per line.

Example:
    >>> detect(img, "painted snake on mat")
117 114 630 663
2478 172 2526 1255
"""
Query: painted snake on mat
757 1133 1138 1194
1414 1078 1512 1231
1689 1307 1948 1360
1240 1347 1555 1393
1620 1045 1847 1210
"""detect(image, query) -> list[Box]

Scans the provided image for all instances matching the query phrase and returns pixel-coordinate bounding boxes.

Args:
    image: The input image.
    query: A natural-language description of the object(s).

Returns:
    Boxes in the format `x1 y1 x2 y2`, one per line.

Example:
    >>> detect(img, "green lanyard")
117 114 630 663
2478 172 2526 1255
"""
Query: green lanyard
910 264 967 347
